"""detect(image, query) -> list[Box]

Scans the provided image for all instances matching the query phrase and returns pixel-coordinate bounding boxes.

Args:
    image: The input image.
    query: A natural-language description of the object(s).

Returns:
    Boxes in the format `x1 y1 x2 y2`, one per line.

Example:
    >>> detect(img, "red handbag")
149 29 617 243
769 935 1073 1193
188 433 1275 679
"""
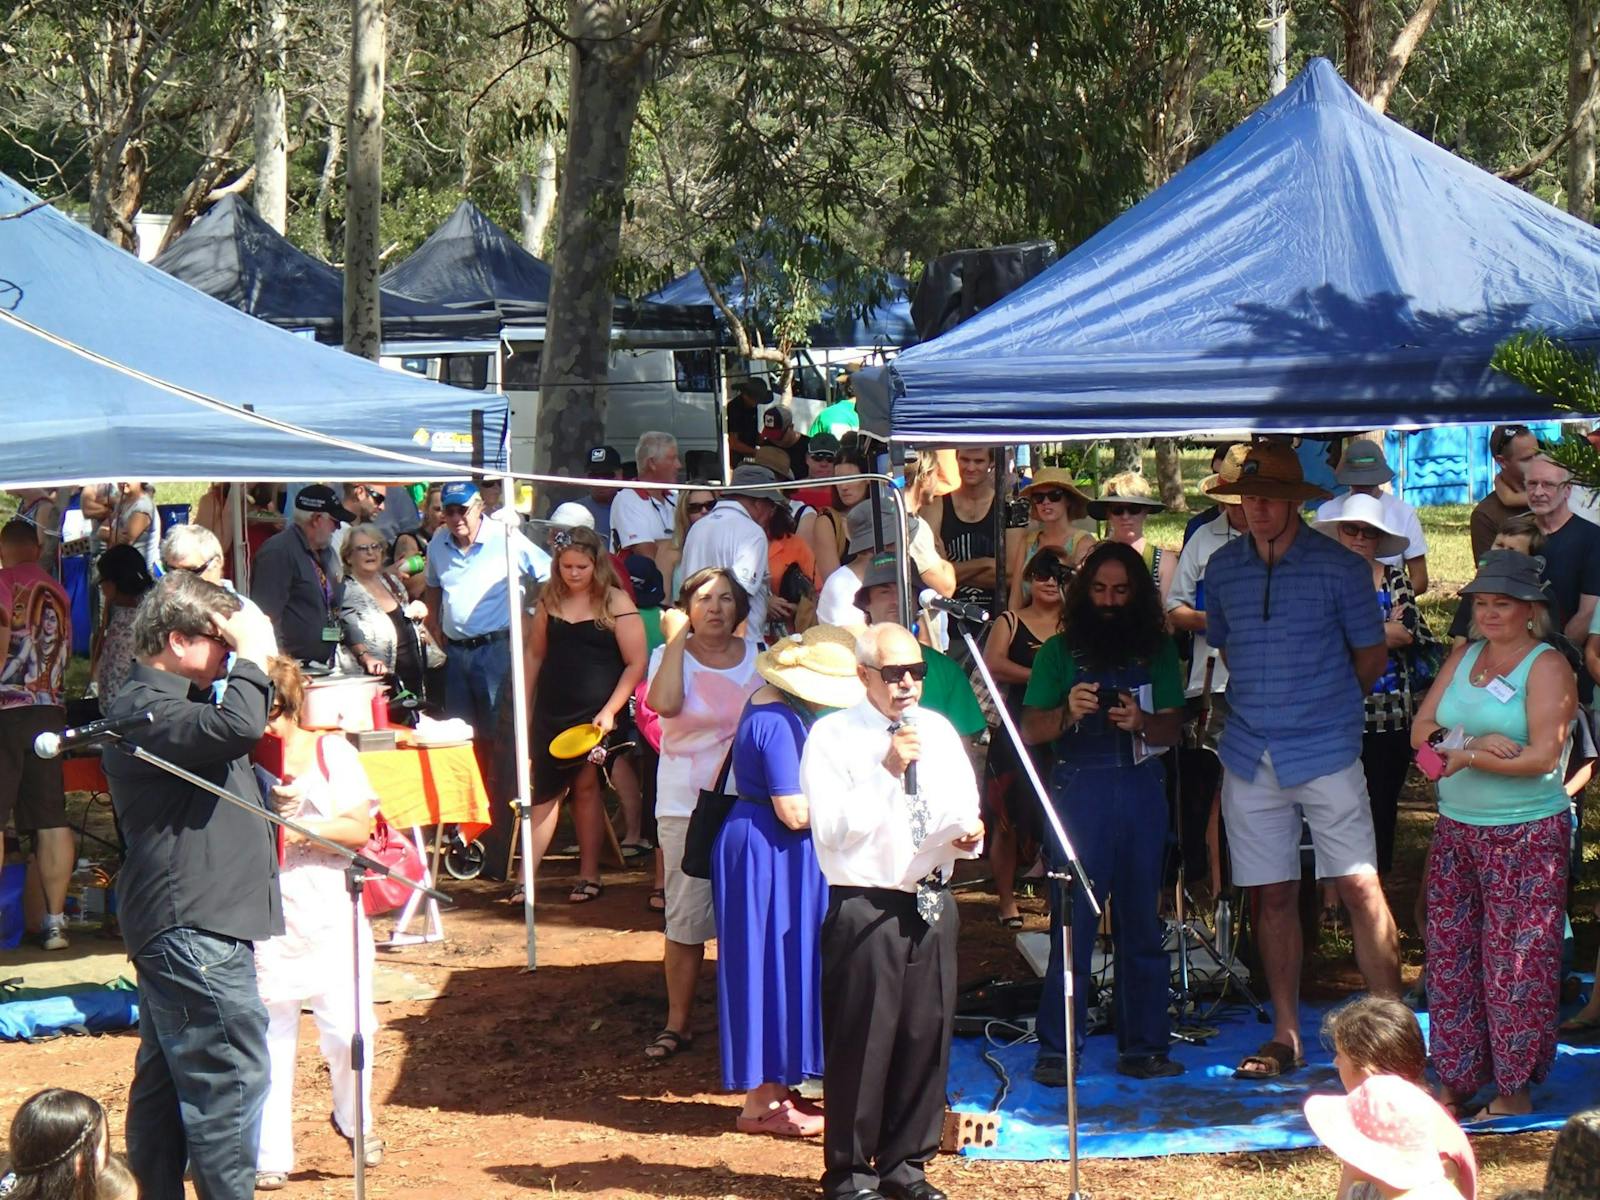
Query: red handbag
314 736 425 916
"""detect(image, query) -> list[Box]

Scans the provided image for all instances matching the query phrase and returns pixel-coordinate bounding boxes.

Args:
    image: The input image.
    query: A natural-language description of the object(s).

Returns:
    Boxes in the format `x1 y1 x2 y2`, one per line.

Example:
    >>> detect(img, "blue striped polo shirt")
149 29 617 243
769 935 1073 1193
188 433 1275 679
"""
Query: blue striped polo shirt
1203 523 1384 787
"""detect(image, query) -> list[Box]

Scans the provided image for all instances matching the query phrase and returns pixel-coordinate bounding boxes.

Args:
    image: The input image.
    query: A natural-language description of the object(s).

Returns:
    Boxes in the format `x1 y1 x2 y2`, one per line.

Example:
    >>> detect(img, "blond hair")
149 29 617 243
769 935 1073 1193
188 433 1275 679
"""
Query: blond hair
541 526 623 629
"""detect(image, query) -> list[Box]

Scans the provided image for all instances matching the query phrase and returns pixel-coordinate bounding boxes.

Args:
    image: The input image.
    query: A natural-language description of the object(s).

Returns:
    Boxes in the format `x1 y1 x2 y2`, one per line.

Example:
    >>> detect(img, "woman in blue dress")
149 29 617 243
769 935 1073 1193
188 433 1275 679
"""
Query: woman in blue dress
711 624 865 1139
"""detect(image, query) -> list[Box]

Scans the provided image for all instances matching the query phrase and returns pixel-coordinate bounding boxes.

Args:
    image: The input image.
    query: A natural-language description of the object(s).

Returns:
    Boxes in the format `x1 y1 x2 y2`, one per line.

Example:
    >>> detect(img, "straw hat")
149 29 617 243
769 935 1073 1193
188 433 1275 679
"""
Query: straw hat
750 445 796 481
1087 471 1165 520
755 625 865 710
1311 492 1409 559
1208 441 1331 502
1199 444 1250 505
1303 1076 1453 1192
1019 467 1092 509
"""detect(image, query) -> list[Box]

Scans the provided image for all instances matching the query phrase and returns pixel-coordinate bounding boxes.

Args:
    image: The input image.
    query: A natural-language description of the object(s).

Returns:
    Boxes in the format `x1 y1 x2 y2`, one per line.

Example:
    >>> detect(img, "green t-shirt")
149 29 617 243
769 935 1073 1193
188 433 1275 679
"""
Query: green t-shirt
639 607 665 654
1023 632 1185 713
920 645 986 737
808 398 860 438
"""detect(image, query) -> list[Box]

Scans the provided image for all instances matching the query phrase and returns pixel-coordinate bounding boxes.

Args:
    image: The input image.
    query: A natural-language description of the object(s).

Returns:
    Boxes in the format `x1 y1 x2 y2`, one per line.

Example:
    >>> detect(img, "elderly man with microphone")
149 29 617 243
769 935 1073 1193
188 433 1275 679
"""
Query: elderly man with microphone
801 622 984 1200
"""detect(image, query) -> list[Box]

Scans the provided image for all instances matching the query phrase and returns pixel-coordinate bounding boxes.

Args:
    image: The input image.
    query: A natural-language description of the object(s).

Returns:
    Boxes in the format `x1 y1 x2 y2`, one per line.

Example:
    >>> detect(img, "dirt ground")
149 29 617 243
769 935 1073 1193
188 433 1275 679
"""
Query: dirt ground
0 796 1569 1200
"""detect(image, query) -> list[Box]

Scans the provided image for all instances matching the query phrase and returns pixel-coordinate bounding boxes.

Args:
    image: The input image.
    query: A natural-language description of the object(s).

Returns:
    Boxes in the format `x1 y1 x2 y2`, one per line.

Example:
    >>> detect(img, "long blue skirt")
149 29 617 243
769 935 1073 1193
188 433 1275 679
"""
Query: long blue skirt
710 798 828 1091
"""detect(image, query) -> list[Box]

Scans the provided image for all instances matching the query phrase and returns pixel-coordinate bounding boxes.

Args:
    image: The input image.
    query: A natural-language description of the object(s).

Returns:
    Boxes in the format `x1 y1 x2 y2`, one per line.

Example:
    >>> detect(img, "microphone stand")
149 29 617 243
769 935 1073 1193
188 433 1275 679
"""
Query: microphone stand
103 732 451 1200
941 608 1098 1200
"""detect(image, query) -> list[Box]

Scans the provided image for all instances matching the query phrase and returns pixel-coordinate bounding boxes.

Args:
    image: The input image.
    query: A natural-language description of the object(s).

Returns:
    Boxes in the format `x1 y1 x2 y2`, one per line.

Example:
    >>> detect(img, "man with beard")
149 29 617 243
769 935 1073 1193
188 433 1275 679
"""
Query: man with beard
1021 541 1187 1085
1203 441 1400 1082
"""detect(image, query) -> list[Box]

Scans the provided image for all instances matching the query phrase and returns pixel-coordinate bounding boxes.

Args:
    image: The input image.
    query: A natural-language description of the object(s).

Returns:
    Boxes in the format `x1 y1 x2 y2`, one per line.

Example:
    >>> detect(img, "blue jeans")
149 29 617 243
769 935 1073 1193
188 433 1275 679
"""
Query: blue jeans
444 637 511 737
1036 754 1171 1060
127 928 270 1200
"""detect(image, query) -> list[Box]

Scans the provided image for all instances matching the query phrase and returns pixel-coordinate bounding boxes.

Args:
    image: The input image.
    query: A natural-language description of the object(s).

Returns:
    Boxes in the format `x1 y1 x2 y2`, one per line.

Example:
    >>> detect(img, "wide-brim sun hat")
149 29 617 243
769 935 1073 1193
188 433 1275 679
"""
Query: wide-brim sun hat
1302 1076 1452 1193
1458 548 1551 604
724 463 784 500
1335 437 1396 486
1208 441 1332 503
1198 443 1251 506
1199 474 1243 505
1087 472 1165 520
755 625 866 710
846 494 921 553
1019 467 1092 509
1311 492 1409 559
853 551 901 611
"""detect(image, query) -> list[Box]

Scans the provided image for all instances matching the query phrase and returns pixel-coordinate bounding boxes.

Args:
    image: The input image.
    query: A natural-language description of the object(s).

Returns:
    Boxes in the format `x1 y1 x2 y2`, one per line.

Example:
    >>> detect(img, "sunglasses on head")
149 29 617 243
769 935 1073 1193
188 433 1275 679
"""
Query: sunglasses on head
1337 523 1381 540
872 661 928 685
1031 489 1069 505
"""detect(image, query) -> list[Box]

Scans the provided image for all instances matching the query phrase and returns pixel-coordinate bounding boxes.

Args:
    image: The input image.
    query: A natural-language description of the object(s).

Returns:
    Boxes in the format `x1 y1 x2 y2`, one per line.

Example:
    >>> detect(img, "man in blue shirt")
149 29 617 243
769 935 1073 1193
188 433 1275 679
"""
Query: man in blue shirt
1204 442 1401 1081
423 481 550 747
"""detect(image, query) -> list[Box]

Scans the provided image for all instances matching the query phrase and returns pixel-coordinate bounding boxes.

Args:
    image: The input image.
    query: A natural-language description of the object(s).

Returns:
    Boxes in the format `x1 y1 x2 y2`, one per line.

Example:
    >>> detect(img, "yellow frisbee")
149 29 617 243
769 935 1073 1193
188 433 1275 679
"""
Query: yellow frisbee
549 723 604 760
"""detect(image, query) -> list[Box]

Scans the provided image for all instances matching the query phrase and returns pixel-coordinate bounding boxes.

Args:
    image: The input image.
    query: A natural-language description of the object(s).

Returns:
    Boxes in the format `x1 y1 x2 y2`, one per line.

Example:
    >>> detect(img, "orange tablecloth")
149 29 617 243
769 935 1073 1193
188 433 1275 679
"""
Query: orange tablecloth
359 743 491 839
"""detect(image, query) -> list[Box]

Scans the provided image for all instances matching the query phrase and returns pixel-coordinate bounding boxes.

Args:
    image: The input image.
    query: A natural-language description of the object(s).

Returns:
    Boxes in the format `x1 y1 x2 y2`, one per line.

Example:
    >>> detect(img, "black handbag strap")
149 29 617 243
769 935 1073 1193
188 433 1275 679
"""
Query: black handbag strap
710 746 734 795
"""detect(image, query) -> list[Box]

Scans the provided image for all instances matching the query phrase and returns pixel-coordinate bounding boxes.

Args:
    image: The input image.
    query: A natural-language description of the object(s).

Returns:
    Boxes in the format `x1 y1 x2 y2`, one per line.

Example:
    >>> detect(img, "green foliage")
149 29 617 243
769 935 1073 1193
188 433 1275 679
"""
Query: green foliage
1491 331 1600 489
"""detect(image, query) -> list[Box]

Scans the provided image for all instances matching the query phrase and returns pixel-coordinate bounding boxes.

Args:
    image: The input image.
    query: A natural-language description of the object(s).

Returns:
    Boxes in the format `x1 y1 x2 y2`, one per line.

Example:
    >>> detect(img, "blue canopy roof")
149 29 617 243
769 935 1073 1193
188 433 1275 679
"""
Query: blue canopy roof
891 58 1597 443
0 172 507 487
644 266 917 349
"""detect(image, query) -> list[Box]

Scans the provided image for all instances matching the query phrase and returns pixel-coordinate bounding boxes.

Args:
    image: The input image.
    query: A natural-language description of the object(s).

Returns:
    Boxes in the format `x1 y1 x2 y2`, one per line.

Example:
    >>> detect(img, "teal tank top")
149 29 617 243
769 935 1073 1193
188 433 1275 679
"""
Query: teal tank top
1433 641 1568 826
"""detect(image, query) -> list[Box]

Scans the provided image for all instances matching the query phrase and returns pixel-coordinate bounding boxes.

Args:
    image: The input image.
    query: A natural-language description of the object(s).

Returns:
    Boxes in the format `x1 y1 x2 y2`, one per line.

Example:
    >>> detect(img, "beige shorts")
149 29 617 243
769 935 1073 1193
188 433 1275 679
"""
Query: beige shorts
656 814 716 946
1221 753 1377 886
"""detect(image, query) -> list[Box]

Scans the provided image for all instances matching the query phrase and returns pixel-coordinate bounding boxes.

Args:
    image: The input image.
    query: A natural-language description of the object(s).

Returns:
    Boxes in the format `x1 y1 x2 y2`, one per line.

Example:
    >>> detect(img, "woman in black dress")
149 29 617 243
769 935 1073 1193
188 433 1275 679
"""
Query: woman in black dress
524 527 647 902
982 546 1067 925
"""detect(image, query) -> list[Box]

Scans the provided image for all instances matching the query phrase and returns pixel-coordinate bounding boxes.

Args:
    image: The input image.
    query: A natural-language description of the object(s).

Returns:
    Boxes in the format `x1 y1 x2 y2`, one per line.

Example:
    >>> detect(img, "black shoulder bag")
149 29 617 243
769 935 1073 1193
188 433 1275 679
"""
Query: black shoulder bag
680 748 736 880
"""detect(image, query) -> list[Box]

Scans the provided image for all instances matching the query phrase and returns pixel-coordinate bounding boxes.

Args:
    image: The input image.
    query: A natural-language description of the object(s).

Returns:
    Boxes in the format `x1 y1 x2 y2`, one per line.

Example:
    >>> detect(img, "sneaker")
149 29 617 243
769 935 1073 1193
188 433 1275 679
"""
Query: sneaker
41 921 69 951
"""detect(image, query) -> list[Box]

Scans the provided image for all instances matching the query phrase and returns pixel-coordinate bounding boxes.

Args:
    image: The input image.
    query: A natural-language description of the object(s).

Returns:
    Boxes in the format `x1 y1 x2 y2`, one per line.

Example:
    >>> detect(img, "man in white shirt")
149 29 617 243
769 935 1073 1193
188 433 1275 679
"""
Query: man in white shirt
610 431 680 558
679 463 780 636
1321 438 1428 594
801 623 983 1200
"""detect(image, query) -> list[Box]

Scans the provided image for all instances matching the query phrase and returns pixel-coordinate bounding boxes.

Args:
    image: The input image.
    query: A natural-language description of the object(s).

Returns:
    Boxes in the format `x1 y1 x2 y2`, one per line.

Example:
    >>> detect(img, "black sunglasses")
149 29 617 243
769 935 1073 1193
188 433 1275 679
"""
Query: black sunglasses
1031 489 1069 504
808 450 836 462
1104 504 1145 517
1338 523 1381 540
872 662 928 685
686 500 715 515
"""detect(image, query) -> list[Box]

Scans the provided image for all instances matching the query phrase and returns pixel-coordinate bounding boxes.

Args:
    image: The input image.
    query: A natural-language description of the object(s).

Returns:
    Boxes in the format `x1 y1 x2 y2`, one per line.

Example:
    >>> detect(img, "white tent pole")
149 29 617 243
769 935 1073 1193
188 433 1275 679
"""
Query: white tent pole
502 472 538 970
231 483 251 594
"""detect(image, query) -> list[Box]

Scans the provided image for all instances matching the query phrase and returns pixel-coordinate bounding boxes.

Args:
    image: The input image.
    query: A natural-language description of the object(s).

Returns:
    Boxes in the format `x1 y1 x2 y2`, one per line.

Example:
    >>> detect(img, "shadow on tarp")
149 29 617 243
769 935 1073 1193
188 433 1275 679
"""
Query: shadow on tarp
948 1001 1600 1161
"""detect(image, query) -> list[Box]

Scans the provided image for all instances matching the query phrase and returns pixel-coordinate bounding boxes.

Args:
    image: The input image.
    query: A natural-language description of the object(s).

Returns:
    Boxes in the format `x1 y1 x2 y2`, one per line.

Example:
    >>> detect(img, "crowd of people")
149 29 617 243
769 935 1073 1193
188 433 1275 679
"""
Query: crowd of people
4 414 1600 1200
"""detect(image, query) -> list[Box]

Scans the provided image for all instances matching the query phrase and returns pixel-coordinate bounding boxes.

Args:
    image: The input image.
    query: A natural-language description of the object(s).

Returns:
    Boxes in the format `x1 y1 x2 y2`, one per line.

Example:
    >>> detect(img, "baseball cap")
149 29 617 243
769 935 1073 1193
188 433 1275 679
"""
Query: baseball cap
548 501 596 530
809 432 841 458
295 484 356 523
439 481 480 509
625 553 666 608
586 445 623 476
761 406 794 439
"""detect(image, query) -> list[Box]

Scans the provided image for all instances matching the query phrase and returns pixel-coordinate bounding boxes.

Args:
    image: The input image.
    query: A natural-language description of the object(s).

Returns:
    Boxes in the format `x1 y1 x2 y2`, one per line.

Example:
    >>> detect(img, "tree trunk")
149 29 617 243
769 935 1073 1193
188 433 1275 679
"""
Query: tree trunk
1153 439 1186 510
1569 0 1598 222
253 0 289 232
1370 0 1443 116
313 118 343 258
1109 438 1144 476
343 0 386 359
518 137 558 257
536 1 655 475
1342 0 1378 101
159 93 255 253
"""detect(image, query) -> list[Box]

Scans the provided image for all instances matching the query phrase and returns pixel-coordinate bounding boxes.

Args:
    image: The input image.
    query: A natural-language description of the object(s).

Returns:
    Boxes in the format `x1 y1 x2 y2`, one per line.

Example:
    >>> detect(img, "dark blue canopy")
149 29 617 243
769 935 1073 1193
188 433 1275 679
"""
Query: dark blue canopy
891 58 1599 443
644 266 916 349
153 195 496 342
381 200 552 311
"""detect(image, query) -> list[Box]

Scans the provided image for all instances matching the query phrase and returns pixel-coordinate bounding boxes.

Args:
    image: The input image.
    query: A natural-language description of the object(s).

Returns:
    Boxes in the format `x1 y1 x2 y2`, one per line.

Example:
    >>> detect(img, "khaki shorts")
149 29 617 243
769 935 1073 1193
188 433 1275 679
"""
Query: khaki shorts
656 814 717 946
0 706 68 832
1221 753 1376 886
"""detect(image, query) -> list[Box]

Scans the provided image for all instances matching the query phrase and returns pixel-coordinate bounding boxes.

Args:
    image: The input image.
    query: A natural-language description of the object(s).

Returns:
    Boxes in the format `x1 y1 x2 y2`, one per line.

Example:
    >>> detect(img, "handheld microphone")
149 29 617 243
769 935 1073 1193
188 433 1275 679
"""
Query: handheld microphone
889 706 919 795
33 710 154 759
921 594 992 625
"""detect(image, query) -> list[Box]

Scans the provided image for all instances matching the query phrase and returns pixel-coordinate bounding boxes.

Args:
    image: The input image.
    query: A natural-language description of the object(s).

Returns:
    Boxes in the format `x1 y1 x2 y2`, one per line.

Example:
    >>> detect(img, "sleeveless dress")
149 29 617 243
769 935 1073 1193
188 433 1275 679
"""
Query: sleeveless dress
531 614 627 800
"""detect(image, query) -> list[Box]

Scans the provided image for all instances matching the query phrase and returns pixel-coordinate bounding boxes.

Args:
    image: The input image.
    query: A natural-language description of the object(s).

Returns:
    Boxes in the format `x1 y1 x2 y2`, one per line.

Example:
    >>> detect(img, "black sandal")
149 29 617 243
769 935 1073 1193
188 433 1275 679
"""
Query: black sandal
569 879 603 904
647 888 666 913
644 1029 692 1060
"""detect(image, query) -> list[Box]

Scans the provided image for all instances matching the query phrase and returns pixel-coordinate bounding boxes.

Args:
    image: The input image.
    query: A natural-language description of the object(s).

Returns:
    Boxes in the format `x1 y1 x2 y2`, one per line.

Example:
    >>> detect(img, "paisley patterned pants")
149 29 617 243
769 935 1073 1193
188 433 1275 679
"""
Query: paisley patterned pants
1424 812 1568 1097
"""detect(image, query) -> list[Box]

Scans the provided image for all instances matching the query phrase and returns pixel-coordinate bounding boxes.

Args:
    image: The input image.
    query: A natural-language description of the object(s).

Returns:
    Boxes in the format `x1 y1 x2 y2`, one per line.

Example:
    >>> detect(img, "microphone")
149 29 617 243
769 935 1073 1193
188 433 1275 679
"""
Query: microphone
921 593 992 625
889 706 919 795
34 711 154 759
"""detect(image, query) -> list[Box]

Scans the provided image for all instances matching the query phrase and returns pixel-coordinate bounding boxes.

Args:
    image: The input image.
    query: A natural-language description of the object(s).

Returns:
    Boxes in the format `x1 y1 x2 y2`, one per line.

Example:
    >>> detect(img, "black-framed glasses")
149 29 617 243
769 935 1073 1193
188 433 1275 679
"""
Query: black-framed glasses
873 662 928 684
1031 489 1068 505
1338 523 1381 540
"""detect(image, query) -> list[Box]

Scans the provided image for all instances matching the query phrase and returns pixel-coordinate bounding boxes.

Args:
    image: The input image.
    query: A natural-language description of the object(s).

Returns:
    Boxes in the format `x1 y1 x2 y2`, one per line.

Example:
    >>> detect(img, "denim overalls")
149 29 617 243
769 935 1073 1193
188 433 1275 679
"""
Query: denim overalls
1034 657 1172 1061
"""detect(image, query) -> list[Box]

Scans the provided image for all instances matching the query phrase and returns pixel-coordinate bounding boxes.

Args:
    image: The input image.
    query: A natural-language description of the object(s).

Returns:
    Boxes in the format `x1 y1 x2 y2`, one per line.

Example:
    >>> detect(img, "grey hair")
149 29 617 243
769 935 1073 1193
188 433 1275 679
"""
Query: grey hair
1528 454 1572 483
1466 598 1556 642
160 524 223 570
131 571 241 660
339 522 385 570
292 505 320 527
635 431 677 469
854 622 916 668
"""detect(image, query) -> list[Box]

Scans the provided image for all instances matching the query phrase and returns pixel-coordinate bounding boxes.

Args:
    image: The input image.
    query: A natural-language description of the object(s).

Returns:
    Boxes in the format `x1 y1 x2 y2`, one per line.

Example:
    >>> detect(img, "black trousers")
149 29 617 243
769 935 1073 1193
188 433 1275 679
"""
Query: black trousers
821 886 957 1199
1361 726 1413 875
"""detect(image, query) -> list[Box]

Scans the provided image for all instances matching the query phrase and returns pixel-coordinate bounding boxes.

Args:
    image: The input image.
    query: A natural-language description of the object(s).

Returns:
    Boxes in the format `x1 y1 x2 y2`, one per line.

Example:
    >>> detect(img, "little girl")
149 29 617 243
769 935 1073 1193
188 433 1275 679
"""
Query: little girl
1305 1075 1468 1200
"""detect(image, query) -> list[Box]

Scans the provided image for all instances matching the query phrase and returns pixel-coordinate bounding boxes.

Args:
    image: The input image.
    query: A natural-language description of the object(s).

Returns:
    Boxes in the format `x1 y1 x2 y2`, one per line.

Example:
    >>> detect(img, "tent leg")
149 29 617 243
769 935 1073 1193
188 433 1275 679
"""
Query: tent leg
502 472 537 971
231 482 249 593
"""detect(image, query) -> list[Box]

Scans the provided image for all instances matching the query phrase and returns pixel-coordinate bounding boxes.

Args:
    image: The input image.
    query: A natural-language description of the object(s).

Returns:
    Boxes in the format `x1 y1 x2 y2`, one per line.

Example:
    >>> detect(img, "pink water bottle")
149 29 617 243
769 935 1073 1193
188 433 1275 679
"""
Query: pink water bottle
370 690 391 730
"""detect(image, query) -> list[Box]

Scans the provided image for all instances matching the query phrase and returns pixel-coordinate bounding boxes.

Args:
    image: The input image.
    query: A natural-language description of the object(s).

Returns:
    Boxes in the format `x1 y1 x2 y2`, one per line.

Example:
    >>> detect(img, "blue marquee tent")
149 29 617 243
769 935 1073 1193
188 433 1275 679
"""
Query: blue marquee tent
0 173 507 486
644 266 917 349
890 58 1596 443
381 200 552 313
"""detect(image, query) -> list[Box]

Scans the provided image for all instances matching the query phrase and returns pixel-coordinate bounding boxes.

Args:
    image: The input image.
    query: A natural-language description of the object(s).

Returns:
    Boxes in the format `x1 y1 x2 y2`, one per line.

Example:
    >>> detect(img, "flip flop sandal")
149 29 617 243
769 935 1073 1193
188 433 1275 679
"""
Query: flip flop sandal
647 888 667 913
568 879 603 904
255 1173 288 1191
620 840 655 858
1233 1039 1304 1080
998 914 1024 929
643 1028 693 1060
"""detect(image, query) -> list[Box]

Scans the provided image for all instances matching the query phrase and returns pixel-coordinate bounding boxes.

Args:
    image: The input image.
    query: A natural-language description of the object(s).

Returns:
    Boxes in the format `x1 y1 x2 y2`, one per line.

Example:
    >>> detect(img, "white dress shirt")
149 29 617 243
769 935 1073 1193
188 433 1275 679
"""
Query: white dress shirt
801 699 980 891
610 488 676 552
815 563 863 626
680 499 770 633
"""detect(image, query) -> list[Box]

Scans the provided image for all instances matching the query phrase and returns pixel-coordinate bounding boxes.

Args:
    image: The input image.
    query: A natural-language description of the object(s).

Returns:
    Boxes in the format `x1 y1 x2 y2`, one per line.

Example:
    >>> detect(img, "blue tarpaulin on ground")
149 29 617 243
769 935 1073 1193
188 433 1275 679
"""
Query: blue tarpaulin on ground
947 1000 1600 1160
891 58 1598 443
0 172 507 487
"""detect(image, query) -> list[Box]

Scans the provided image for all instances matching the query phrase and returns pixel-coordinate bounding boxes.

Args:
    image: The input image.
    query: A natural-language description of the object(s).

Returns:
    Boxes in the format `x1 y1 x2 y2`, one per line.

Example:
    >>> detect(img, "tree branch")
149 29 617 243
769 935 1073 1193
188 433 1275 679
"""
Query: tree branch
1370 0 1443 116
1499 59 1600 182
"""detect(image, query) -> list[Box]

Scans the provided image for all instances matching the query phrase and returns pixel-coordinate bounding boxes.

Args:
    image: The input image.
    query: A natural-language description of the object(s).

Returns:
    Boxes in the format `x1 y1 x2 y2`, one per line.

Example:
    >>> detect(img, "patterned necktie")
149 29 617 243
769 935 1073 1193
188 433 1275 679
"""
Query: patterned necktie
898 727 945 923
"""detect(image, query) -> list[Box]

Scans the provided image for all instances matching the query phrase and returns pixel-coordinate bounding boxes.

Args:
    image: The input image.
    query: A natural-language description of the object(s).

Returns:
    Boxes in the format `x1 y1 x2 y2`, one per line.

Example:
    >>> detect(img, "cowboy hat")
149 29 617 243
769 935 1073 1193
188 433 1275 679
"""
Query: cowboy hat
1087 471 1165 520
755 625 865 710
1019 467 1092 509
1208 441 1331 502
1311 493 1409 559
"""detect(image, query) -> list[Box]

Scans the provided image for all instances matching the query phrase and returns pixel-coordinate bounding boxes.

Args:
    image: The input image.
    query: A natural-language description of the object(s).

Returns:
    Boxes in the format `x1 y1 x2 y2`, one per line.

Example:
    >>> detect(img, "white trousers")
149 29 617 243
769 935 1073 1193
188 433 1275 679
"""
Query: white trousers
256 990 378 1173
